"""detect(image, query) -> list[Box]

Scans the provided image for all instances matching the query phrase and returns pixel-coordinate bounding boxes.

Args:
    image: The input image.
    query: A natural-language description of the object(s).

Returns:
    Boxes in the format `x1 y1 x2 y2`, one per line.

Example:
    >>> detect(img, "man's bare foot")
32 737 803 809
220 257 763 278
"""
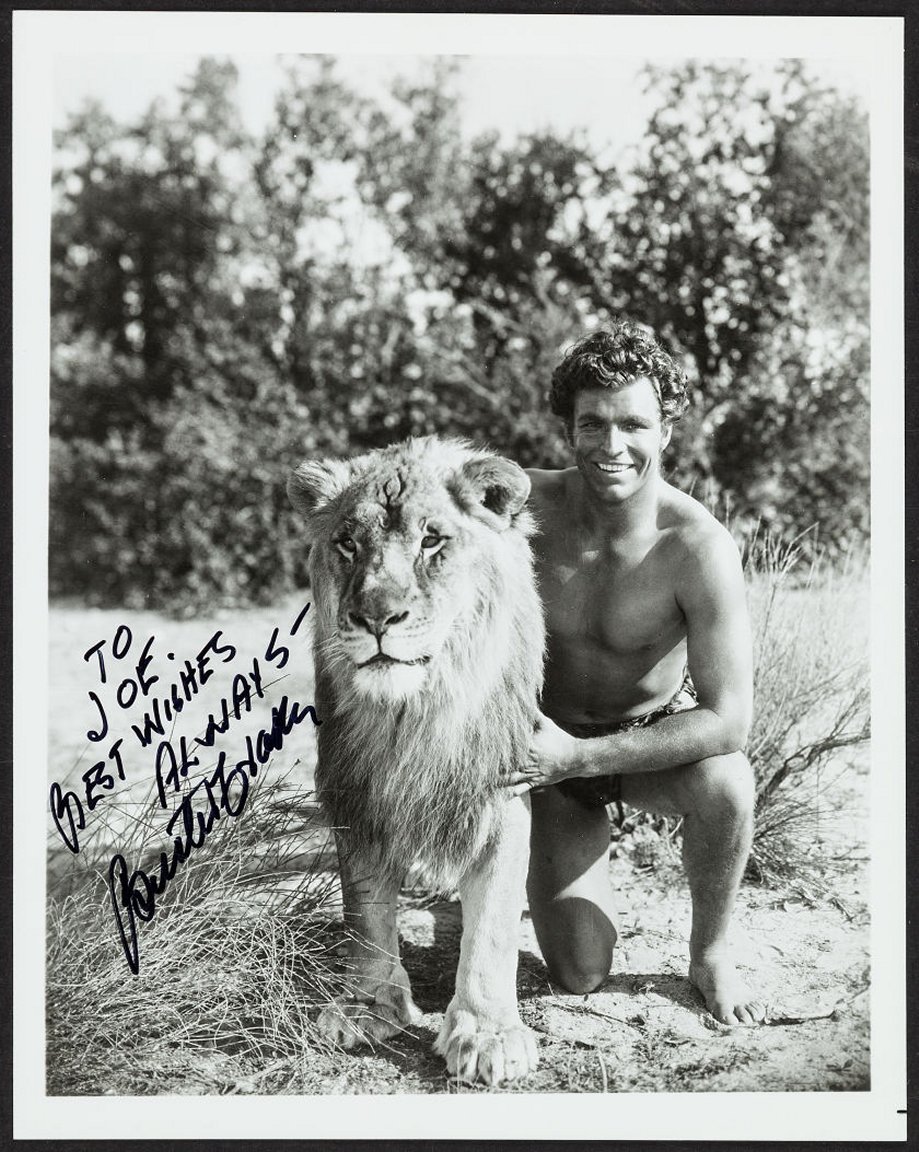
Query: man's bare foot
689 951 767 1025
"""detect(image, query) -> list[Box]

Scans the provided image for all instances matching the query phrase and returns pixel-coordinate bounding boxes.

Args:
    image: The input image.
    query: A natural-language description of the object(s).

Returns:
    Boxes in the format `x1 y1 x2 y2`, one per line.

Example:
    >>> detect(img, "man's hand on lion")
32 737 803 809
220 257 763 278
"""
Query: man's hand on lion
507 712 590 796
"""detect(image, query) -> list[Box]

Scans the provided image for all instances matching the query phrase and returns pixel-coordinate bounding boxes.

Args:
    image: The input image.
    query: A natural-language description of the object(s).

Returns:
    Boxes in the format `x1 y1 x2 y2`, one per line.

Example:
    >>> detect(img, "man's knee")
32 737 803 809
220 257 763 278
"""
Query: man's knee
550 965 610 996
528 893 617 996
544 943 614 996
684 752 755 826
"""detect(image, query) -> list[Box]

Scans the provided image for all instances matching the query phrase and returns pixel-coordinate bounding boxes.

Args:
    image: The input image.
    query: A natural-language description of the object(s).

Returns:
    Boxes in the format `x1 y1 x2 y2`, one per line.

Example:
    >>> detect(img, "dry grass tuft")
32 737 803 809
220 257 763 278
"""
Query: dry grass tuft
46 766 351 1095
743 530 869 893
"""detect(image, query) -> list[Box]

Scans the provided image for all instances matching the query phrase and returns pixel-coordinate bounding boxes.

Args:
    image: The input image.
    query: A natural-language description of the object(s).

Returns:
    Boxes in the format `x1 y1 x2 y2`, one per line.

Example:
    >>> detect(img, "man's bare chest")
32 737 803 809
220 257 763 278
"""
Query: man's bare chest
536 543 685 655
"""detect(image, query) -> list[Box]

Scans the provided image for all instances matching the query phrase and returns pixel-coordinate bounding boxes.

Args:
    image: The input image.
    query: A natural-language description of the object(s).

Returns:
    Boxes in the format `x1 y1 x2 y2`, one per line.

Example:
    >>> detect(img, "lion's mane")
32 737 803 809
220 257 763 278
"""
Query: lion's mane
299 438 544 890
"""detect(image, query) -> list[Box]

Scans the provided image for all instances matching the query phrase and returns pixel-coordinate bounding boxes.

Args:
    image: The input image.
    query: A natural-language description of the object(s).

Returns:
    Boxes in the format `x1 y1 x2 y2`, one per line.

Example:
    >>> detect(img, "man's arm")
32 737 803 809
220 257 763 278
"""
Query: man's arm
515 526 752 790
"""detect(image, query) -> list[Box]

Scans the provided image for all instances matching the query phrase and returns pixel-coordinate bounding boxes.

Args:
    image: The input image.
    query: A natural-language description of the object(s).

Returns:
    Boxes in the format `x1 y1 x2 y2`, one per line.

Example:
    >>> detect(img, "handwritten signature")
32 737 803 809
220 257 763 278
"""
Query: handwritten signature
49 603 320 974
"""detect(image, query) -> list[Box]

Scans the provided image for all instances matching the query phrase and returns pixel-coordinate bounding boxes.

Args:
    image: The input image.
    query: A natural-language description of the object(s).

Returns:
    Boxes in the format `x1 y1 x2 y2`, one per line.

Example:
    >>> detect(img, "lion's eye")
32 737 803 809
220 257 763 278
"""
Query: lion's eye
421 534 446 556
336 536 357 560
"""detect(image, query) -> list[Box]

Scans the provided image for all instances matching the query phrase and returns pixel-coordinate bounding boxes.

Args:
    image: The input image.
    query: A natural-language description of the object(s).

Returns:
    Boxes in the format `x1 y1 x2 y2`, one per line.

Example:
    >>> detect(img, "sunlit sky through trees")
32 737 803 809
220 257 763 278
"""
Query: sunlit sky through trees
53 53 868 161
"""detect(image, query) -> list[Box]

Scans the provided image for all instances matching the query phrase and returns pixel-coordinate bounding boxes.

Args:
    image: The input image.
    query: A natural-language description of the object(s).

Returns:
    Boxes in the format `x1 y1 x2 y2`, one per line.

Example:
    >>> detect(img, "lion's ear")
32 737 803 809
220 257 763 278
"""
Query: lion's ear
455 455 531 528
288 459 352 519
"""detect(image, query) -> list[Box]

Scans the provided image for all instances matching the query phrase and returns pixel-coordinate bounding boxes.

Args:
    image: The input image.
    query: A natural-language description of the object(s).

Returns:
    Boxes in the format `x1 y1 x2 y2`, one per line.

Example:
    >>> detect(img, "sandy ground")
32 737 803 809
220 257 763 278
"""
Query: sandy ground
282 825 869 1096
90 818 868 1098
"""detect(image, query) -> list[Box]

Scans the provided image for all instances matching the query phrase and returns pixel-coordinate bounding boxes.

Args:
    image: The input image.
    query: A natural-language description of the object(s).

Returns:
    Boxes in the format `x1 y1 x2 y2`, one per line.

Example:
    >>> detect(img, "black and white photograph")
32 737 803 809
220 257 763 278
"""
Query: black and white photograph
13 9 905 1143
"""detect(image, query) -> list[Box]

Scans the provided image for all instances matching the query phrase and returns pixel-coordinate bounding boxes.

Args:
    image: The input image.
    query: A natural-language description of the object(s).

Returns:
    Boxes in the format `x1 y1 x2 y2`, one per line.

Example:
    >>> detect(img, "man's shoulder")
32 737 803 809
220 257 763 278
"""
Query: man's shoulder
526 467 575 506
660 485 741 567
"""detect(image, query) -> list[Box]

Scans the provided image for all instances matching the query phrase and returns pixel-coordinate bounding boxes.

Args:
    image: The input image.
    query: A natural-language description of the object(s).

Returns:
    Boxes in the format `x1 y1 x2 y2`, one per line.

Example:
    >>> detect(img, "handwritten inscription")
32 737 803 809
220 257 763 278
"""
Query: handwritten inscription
49 603 319 974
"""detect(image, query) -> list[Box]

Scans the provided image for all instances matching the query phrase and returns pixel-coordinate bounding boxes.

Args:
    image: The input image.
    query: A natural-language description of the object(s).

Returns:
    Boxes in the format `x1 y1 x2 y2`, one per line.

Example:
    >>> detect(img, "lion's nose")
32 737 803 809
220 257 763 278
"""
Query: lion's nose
348 609 409 637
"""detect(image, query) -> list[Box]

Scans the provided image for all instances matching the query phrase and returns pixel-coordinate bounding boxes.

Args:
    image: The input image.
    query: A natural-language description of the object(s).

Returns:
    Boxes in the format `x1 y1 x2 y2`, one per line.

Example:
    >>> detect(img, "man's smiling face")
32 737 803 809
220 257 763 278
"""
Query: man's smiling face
571 378 672 504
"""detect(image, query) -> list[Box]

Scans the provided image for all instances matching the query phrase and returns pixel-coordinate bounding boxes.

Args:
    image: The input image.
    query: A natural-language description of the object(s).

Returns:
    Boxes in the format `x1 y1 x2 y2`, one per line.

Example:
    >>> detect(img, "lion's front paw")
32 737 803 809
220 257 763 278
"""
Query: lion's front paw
317 983 422 1049
434 1004 538 1086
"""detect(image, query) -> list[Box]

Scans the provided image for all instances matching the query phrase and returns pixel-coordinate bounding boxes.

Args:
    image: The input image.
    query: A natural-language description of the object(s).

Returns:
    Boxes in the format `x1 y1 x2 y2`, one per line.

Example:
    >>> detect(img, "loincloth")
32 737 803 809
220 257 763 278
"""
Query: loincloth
554 671 697 820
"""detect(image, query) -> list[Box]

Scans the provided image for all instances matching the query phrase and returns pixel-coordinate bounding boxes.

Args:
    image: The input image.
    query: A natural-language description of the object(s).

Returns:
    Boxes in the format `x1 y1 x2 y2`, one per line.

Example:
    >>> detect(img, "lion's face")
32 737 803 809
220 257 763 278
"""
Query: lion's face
288 438 533 702
317 479 487 700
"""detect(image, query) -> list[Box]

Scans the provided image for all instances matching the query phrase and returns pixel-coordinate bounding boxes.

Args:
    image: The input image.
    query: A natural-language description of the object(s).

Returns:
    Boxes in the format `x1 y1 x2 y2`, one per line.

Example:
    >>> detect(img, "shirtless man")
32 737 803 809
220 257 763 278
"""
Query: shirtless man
509 322 765 1025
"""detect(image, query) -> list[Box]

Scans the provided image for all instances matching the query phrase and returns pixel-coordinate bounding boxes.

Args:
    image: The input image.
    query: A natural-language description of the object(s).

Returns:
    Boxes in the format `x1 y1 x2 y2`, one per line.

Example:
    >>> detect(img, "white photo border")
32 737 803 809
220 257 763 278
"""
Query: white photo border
13 9 905 1142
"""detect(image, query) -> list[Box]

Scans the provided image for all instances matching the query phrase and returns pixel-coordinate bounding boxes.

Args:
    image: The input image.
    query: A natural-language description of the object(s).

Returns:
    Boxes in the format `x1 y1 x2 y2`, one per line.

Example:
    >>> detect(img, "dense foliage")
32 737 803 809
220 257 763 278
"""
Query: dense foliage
50 57 869 609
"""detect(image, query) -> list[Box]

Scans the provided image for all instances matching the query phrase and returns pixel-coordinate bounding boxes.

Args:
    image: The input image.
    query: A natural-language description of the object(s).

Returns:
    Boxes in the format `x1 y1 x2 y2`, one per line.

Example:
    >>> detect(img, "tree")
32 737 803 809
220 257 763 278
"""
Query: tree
49 56 870 608
598 61 869 552
50 61 308 605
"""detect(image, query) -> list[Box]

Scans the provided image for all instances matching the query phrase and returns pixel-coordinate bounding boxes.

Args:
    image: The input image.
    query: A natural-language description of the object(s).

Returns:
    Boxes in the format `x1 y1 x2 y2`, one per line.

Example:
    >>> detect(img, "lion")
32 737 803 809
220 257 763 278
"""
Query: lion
287 436 544 1086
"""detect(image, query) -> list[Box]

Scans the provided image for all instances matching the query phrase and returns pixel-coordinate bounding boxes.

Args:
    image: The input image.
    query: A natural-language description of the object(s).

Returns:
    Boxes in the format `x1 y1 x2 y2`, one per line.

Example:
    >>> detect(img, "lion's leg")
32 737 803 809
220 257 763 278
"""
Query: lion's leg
317 831 422 1048
435 797 537 1086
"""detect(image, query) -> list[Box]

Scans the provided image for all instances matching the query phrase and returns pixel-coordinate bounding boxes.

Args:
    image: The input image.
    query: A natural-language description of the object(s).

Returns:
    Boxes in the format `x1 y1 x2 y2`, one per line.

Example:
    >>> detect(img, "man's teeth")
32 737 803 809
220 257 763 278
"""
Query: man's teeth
595 462 631 473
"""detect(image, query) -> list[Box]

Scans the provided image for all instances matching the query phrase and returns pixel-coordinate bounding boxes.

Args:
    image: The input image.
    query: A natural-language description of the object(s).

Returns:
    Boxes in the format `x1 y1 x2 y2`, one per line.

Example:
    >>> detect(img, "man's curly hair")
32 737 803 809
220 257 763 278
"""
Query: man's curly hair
550 321 690 425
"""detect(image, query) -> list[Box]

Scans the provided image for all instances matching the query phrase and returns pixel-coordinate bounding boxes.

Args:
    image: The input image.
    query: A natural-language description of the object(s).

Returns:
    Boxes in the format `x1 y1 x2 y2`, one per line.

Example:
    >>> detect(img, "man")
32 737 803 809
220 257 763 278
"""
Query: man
508 321 765 1026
